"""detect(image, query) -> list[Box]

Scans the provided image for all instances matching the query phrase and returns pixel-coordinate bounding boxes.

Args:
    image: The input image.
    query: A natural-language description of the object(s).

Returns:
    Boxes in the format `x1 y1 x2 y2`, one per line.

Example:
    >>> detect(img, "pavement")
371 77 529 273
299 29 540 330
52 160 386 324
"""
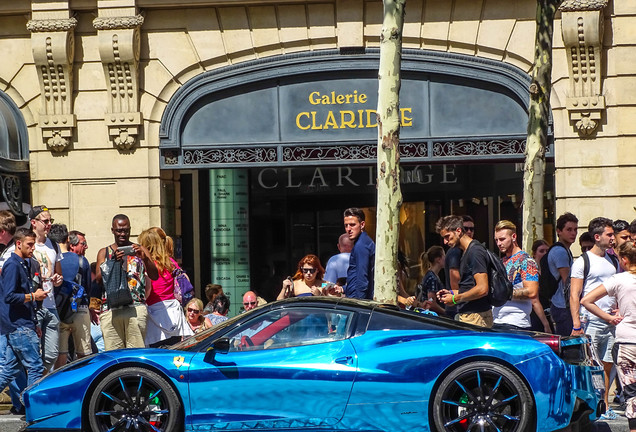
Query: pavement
0 403 630 432
0 405 23 432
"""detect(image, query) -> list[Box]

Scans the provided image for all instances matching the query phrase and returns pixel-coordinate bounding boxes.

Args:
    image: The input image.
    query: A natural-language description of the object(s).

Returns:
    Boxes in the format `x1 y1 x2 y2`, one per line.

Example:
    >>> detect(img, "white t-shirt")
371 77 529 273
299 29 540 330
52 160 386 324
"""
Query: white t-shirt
0 242 14 270
603 272 636 343
571 251 617 321
32 238 61 308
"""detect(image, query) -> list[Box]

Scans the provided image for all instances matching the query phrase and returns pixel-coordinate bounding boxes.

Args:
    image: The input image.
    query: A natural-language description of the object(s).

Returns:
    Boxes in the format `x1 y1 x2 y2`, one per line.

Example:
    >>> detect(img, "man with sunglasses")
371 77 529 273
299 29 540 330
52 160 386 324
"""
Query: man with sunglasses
242 291 259 312
28 205 64 373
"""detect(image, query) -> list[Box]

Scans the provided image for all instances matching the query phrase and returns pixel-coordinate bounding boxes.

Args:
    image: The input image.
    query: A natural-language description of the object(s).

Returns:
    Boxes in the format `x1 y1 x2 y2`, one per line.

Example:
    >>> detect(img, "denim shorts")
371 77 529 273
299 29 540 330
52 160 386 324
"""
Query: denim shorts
585 319 615 363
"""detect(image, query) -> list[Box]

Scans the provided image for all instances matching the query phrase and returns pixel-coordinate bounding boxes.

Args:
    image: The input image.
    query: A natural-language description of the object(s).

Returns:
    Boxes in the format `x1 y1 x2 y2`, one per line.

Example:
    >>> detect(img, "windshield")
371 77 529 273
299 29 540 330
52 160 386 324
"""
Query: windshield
170 312 245 351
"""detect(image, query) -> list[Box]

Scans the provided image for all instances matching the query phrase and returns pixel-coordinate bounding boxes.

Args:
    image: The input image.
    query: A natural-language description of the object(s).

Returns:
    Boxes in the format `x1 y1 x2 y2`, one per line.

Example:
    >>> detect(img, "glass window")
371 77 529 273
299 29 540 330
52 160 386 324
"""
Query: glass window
226 308 353 352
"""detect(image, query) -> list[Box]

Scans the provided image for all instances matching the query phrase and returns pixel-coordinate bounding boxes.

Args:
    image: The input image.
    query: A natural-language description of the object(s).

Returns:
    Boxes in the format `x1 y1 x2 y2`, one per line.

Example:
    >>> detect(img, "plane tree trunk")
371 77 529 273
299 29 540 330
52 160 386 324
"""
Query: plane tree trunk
374 0 406 304
522 0 563 252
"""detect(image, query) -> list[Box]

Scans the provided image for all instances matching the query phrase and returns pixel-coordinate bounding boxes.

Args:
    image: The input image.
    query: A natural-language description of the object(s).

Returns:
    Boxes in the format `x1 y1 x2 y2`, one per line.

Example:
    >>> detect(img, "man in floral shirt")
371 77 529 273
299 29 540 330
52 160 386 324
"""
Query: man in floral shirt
492 219 546 331
94 214 158 350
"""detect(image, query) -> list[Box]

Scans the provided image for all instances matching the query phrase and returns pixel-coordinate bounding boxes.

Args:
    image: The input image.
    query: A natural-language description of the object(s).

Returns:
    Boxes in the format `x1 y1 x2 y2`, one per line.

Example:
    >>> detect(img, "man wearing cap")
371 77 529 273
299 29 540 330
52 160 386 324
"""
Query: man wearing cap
28 205 64 373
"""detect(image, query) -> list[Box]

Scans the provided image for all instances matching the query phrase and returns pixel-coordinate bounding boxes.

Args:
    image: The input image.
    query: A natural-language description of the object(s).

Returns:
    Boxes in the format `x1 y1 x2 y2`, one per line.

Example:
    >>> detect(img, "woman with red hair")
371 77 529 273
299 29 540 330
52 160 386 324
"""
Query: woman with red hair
277 254 326 299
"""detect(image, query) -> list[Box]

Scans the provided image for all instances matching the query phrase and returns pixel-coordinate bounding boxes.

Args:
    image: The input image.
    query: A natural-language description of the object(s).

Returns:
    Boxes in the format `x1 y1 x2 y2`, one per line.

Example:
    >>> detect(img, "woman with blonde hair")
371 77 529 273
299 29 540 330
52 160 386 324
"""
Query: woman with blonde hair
185 298 213 333
139 227 193 347
278 254 326 299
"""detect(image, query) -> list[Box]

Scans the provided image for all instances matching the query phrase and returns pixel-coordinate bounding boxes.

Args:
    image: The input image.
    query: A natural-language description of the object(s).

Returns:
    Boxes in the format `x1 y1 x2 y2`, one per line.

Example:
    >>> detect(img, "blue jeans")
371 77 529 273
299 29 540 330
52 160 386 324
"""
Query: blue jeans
0 335 27 410
37 307 59 372
0 327 44 390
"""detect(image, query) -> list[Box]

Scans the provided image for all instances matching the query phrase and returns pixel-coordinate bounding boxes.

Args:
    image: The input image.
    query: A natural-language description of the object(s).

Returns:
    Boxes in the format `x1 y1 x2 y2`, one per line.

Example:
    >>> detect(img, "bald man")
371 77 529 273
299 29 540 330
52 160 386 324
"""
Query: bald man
242 291 258 312
324 233 354 285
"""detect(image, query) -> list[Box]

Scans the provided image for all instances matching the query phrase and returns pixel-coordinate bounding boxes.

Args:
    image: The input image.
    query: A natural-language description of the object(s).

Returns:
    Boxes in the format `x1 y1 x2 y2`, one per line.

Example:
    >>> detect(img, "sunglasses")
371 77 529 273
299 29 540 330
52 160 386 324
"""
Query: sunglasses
187 308 200 314
463 226 475 232
37 218 54 225
243 301 257 306
301 268 317 274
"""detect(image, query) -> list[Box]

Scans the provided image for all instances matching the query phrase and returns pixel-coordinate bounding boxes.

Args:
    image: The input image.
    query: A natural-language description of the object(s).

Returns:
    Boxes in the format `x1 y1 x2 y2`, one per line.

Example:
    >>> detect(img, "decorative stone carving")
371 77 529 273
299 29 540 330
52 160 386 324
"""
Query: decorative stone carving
26 17 78 33
29 16 77 152
560 1 608 135
93 14 144 30
560 0 608 12
95 15 144 149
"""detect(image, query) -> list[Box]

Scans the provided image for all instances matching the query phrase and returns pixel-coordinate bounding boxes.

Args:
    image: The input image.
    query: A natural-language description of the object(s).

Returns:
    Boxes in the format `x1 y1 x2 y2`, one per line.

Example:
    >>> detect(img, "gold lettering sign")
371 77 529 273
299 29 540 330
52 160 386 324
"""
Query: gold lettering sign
297 90 413 130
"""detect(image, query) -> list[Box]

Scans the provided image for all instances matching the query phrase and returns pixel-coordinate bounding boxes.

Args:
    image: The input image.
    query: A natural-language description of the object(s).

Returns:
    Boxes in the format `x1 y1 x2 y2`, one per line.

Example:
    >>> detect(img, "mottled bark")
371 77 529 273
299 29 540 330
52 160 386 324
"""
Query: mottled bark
522 0 563 253
374 0 406 304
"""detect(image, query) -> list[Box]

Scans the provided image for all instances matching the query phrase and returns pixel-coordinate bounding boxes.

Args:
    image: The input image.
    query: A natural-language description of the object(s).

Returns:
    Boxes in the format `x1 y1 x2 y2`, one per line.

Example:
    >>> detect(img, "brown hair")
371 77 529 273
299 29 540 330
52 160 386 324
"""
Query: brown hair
618 241 636 272
0 211 16 236
419 246 444 277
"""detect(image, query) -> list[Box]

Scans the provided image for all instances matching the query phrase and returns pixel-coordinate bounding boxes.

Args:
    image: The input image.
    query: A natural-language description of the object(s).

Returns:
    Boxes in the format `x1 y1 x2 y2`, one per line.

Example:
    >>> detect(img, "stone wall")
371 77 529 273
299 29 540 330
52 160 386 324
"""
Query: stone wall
0 0 631 251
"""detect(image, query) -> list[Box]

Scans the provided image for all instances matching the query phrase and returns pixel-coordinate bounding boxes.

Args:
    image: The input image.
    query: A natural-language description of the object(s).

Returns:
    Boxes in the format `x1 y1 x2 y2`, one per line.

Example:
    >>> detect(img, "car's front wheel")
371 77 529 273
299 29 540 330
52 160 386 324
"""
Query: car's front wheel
87 367 182 432
432 361 533 432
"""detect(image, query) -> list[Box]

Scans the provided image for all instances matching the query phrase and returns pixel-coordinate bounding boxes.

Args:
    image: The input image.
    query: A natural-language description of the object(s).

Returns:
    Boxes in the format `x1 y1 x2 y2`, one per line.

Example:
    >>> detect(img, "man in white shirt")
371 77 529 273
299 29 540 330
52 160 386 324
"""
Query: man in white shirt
570 217 617 417
28 205 64 373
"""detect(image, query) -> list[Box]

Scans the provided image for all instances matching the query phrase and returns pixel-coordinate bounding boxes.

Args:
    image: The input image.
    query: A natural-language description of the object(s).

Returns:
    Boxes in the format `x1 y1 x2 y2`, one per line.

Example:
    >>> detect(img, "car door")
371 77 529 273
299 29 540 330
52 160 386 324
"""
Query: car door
187 307 358 430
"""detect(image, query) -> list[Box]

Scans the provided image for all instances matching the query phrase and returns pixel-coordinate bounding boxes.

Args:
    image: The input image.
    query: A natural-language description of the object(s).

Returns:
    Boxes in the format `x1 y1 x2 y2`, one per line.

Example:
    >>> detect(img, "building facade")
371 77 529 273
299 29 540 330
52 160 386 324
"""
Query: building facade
0 0 631 314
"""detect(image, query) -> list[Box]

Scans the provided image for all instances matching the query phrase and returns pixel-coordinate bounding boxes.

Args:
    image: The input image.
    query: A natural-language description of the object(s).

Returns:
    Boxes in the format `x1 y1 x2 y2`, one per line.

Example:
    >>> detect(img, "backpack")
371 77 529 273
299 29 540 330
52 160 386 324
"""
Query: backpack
173 267 194 306
101 255 134 309
482 246 513 307
538 242 572 309
55 256 86 323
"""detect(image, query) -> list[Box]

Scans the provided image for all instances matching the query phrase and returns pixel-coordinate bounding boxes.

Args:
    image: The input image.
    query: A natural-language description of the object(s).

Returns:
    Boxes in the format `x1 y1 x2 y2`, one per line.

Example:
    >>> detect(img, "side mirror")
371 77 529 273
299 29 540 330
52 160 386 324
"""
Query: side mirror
213 337 230 354
203 337 230 364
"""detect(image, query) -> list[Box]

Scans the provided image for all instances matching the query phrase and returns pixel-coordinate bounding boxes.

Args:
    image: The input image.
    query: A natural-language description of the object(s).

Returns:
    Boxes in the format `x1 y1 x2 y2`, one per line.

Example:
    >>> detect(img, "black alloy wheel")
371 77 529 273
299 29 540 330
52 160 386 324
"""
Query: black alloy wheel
88 367 182 432
432 361 533 432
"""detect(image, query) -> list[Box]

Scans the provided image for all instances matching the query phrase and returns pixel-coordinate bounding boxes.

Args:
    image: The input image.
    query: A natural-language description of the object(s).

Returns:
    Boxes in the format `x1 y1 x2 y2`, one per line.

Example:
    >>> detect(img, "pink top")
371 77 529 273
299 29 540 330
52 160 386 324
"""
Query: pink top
146 258 178 306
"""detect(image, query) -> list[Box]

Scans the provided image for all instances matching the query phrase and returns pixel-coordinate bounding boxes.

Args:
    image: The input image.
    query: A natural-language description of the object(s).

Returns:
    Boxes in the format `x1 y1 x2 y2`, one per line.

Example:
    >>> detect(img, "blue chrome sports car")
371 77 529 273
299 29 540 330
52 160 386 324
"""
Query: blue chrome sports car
22 297 603 432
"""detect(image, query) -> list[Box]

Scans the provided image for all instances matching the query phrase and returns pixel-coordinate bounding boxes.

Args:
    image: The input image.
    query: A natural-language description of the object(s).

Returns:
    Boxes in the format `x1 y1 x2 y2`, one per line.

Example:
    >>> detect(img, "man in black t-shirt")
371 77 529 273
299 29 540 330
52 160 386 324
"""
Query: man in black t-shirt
436 215 492 328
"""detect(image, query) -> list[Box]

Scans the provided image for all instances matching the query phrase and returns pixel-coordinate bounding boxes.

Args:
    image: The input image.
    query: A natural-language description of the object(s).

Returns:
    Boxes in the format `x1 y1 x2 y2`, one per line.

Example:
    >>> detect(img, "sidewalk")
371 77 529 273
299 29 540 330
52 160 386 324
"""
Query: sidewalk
0 404 24 432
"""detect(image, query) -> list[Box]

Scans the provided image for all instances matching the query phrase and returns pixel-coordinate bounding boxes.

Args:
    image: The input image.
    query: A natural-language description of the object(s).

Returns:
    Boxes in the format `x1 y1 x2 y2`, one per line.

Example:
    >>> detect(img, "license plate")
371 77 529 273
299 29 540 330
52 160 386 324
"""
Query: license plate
592 372 605 391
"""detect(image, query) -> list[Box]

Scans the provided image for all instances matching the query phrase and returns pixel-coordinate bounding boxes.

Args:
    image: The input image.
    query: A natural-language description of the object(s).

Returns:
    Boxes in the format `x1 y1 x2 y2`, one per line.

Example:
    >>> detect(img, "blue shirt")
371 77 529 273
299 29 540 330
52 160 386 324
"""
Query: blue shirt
324 252 350 284
1 253 38 333
345 232 375 299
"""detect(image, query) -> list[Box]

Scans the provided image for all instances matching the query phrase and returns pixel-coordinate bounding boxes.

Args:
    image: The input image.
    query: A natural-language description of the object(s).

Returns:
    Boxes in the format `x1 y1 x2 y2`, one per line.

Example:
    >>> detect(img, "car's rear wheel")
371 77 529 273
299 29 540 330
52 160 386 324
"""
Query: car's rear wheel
432 361 533 432
87 367 182 432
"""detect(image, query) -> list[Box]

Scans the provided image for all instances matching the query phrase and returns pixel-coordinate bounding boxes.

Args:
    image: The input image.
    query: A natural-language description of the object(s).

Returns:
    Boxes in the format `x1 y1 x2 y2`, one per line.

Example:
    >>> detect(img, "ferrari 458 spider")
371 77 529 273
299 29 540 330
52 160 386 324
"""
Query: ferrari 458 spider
21 297 604 432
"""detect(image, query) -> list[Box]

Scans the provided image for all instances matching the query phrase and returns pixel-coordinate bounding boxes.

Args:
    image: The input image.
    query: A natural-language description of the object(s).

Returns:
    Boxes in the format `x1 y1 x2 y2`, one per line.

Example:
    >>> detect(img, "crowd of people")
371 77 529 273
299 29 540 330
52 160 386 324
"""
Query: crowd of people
2 203 636 429
432 212 636 428
0 208 232 415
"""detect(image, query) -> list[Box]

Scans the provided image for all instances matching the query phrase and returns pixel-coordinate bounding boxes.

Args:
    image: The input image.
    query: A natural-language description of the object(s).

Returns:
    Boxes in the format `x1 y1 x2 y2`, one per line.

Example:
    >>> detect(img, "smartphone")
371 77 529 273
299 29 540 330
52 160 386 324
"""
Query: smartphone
119 245 135 256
